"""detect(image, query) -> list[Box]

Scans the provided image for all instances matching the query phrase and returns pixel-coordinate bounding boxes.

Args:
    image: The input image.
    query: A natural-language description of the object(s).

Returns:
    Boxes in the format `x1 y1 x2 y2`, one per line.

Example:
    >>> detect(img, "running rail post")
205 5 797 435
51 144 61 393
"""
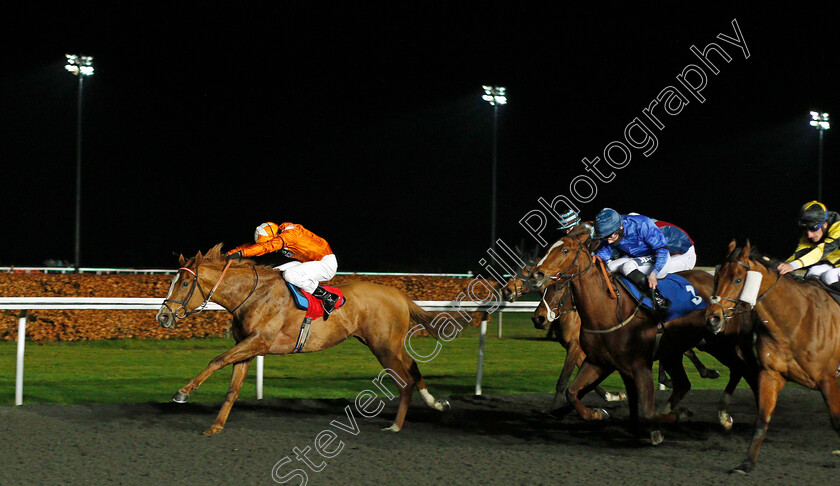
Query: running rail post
15 313 26 406
256 355 264 400
475 318 487 395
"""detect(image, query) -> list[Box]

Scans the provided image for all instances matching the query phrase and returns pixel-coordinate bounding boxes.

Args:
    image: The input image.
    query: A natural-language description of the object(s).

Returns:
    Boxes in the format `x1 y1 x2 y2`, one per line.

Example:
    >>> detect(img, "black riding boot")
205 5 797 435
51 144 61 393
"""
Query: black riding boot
626 269 671 312
312 286 339 320
830 282 840 293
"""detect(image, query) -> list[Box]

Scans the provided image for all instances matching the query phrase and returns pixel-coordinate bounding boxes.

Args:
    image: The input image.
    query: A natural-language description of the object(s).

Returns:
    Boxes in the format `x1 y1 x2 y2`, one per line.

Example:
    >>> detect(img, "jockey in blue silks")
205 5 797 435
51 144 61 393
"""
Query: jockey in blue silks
593 208 698 312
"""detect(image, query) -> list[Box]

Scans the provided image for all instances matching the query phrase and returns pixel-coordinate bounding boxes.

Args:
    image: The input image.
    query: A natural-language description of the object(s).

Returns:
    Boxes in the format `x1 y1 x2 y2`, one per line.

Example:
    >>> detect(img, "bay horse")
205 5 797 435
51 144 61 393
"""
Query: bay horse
155 244 458 435
706 240 840 473
529 230 758 444
499 248 625 407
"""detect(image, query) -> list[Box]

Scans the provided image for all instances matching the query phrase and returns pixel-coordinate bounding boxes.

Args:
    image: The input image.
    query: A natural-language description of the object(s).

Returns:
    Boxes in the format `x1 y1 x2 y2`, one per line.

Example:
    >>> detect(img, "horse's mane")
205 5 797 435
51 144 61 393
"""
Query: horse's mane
727 244 781 275
568 226 591 241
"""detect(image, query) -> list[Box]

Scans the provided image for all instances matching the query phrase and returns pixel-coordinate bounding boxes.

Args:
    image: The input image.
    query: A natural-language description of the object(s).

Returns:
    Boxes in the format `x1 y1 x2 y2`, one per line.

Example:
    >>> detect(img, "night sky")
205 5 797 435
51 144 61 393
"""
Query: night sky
3 4 838 273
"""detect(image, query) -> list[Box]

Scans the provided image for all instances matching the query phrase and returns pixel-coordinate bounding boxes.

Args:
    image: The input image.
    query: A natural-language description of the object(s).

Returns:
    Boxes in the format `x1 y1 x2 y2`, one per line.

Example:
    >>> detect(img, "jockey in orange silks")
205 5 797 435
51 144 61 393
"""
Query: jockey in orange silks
227 222 340 319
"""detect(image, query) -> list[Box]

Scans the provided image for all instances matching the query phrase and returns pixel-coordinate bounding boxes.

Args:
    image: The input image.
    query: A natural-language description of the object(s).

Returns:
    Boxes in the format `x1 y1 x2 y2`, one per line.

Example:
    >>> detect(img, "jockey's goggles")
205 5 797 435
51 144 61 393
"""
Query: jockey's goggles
800 221 824 231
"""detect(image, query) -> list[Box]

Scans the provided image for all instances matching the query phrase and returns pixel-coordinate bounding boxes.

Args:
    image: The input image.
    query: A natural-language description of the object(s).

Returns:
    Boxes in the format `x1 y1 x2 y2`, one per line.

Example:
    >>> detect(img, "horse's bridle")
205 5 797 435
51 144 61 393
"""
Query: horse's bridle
162 260 258 320
709 259 782 321
543 240 596 283
540 281 575 322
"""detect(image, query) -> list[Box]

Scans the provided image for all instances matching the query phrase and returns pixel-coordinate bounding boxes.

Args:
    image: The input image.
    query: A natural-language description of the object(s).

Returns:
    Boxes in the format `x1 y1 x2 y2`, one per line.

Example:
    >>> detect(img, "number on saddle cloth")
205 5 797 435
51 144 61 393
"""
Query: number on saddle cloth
616 274 707 322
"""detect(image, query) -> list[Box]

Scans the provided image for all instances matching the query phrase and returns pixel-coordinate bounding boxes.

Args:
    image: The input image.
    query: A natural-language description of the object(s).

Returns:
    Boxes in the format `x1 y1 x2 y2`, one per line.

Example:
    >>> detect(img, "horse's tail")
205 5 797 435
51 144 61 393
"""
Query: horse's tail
406 300 472 340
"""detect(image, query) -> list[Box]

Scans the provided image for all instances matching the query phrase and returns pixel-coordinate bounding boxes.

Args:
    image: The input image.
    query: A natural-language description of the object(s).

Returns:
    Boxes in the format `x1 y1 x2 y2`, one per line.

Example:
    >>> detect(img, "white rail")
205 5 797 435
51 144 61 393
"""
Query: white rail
1 297 537 405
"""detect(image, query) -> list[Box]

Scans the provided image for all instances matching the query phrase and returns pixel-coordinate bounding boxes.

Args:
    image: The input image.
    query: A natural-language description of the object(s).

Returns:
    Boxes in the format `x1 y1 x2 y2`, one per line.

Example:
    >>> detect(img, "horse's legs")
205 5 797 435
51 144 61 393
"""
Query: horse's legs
718 369 742 430
620 372 639 422
732 369 786 474
411 361 449 412
817 376 840 436
658 365 672 389
366 342 422 432
549 341 579 410
204 359 252 435
174 334 269 399
685 348 720 379
631 364 664 445
658 356 692 418
563 360 612 421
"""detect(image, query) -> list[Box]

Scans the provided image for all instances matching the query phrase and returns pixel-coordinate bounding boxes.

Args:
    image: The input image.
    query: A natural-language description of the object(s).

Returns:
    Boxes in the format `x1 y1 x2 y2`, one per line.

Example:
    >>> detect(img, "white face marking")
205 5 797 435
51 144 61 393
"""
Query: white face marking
537 240 564 266
165 273 179 300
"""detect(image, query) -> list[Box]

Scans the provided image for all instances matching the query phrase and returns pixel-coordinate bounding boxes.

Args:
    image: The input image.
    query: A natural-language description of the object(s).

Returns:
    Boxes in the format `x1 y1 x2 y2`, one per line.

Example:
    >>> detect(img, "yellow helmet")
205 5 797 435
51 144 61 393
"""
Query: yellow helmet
253 222 280 243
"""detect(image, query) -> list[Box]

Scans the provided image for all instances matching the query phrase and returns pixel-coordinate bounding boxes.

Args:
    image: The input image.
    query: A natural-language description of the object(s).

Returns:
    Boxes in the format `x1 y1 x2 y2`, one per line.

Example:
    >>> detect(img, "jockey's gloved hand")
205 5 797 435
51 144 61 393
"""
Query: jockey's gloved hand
227 251 243 261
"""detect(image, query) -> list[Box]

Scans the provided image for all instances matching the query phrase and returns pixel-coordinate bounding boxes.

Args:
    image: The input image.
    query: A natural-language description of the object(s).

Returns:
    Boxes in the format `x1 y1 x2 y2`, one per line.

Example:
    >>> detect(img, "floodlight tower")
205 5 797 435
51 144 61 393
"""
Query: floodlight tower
65 54 94 272
481 85 507 252
810 111 830 202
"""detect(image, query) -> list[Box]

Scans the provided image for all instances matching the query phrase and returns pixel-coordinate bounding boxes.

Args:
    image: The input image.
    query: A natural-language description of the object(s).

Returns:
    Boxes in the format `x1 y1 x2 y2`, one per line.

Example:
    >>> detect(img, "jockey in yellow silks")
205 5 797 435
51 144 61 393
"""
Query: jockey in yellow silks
227 222 340 319
777 201 840 292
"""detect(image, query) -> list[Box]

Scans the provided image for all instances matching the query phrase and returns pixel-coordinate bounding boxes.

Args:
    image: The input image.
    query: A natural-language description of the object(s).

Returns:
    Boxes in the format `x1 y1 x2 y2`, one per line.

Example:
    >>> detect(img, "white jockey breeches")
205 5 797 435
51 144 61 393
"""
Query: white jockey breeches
606 246 697 279
805 263 840 285
276 254 338 293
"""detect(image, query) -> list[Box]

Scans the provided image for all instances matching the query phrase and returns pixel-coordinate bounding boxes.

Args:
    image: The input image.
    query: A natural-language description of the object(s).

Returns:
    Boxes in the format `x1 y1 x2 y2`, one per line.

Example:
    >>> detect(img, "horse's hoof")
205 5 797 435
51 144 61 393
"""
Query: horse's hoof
702 369 721 379
719 411 734 430
605 392 624 402
676 407 694 421
203 425 223 435
729 461 753 474
617 392 627 402
435 399 451 411
650 430 664 446
381 424 401 432
596 408 610 420
172 391 190 403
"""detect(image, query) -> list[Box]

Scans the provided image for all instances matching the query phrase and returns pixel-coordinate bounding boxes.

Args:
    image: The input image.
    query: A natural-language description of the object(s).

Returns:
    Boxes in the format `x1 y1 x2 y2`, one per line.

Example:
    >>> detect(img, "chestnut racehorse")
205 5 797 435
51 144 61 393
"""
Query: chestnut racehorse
155 244 458 435
530 231 758 444
706 240 840 473
501 250 625 407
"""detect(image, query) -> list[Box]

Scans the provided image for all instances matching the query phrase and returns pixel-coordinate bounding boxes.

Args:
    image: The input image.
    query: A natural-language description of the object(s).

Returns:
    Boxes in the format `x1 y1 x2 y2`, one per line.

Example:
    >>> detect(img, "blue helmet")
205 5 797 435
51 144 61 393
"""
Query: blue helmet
594 208 622 238
557 209 581 231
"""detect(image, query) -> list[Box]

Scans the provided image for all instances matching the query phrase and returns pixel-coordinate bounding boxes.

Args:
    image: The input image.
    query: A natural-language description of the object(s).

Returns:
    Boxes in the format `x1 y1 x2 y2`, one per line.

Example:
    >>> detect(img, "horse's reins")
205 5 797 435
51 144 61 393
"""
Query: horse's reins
164 260 257 319
544 240 643 334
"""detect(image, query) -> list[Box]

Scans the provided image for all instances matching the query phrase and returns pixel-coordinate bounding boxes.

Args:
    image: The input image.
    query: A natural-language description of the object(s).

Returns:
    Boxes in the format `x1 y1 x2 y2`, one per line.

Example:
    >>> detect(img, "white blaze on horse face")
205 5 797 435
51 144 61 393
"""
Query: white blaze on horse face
537 240 565 267
165 273 179 301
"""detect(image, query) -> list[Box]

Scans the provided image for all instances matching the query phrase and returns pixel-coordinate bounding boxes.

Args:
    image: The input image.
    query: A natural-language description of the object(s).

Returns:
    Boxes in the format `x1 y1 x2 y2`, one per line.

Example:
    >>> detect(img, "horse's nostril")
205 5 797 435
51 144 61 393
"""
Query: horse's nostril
502 287 511 295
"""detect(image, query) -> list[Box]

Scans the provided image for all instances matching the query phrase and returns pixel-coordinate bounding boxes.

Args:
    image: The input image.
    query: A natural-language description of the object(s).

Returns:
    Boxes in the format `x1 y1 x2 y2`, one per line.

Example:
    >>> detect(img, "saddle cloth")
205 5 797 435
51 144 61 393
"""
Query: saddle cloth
616 273 707 323
286 283 346 319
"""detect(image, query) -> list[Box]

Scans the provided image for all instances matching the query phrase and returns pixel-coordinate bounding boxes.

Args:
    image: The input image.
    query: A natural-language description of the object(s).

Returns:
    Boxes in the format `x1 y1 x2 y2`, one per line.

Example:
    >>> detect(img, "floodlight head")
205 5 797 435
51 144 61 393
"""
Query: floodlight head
481 85 508 106
65 53 94 76
810 111 830 130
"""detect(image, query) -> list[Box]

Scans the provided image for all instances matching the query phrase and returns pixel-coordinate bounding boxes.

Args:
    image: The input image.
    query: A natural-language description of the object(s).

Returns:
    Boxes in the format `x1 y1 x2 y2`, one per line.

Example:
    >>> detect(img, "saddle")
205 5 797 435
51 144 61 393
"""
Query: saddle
615 273 707 323
286 283 346 320
286 283 347 353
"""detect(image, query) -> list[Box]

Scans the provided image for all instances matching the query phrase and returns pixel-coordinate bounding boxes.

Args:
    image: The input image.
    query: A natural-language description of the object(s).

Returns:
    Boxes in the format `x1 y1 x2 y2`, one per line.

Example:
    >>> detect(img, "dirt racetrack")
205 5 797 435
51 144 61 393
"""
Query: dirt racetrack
1 387 838 485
